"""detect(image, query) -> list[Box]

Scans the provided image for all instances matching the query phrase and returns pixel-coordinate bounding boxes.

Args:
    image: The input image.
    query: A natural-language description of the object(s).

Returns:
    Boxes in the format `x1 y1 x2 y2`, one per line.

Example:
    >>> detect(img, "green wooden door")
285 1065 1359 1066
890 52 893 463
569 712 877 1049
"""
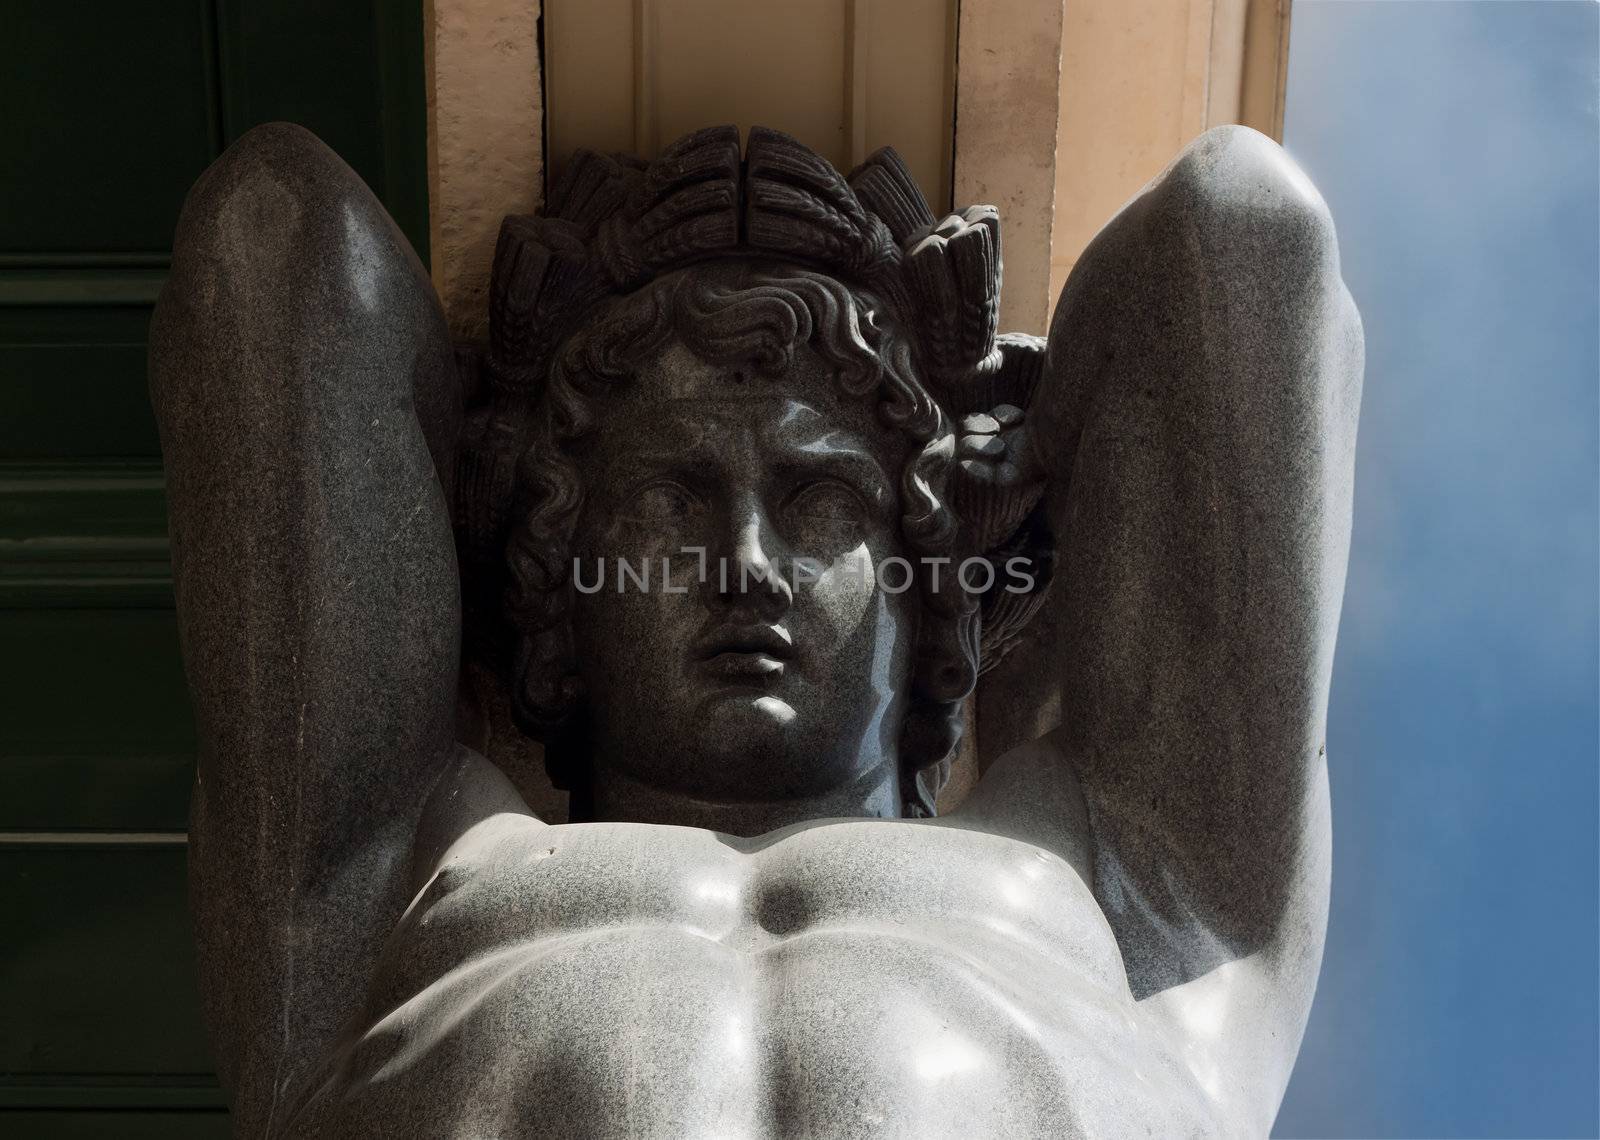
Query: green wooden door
0 3 429 1133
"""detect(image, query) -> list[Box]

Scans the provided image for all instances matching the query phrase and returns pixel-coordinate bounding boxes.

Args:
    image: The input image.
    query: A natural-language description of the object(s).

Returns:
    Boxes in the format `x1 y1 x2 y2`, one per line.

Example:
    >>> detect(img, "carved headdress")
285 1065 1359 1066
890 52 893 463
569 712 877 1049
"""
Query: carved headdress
457 125 1051 675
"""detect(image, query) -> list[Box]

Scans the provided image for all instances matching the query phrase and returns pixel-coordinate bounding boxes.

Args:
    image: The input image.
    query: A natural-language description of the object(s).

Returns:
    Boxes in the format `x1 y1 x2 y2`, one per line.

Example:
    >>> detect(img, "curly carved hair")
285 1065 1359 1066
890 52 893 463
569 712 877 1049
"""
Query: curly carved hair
501 261 979 817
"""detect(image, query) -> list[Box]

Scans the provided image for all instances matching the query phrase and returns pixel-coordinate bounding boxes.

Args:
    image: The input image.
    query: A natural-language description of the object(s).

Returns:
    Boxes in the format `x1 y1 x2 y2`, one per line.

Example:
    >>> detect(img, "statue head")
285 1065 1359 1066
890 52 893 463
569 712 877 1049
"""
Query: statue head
457 126 1051 824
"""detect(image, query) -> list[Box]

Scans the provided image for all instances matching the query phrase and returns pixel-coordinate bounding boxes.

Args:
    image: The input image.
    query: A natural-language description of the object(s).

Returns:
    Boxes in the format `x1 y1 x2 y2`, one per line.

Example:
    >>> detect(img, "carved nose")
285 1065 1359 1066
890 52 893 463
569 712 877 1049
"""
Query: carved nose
718 508 793 615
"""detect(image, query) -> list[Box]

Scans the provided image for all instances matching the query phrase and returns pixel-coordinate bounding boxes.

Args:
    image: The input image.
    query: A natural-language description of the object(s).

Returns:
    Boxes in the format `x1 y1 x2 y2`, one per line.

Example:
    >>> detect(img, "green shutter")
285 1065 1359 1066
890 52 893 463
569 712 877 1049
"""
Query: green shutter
0 3 430 1130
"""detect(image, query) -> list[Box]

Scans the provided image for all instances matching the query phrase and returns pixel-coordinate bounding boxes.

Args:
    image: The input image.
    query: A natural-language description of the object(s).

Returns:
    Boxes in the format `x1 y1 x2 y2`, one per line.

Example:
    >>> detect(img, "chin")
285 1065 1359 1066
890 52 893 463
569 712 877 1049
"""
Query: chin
686 692 860 799
690 688 800 766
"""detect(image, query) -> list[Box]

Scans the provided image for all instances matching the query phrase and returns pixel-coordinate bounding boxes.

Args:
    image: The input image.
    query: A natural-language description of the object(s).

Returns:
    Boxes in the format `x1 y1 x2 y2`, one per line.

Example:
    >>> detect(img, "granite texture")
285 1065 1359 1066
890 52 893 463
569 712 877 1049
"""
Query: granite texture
149 122 463 1131
151 121 1361 1137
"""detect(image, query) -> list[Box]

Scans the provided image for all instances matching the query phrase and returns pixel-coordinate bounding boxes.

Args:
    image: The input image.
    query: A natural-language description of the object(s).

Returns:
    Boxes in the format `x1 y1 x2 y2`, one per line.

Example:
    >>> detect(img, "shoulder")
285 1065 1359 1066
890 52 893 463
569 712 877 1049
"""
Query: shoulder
411 747 541 893
938 734 1094 887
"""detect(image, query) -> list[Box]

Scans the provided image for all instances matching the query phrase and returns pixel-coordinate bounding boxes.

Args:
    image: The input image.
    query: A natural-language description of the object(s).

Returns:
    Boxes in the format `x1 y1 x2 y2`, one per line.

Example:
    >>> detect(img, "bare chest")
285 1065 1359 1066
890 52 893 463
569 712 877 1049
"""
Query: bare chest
293 819 1218 1138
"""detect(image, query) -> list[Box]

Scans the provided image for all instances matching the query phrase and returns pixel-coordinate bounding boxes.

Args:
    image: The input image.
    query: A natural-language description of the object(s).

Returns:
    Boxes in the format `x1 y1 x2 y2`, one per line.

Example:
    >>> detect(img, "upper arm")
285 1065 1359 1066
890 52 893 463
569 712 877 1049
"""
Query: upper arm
991 125 1362 1093
149 123 463 1129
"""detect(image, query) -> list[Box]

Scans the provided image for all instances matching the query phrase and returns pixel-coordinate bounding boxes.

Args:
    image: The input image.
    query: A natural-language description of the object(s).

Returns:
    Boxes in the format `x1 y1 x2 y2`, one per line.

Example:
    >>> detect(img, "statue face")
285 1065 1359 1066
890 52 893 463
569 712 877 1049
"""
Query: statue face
568 337 918 805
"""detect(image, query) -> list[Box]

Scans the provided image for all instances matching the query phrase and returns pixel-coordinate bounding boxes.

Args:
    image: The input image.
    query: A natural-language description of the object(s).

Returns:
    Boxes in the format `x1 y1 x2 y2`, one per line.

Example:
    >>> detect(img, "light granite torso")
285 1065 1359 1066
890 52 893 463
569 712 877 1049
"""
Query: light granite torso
289 777 1218 1139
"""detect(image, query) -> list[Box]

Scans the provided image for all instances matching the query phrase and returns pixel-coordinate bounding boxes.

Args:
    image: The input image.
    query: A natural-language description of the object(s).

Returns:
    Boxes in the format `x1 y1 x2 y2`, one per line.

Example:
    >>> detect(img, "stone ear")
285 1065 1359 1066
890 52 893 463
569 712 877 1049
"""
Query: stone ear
508 615 590 797
508 620 583 738
500 506 586 742
914 599 981 705
896 595 979 815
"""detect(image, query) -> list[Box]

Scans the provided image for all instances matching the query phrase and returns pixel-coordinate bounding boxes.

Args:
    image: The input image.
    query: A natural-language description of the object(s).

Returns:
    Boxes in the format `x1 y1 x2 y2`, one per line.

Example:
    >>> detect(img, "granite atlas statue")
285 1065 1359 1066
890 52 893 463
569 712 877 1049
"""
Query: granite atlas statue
150 121 1362 1137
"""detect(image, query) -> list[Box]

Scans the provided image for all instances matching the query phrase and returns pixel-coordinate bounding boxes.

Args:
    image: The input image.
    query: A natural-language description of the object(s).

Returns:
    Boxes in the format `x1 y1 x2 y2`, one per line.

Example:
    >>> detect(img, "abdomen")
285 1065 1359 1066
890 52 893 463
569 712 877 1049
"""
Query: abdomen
291 926 1215 1138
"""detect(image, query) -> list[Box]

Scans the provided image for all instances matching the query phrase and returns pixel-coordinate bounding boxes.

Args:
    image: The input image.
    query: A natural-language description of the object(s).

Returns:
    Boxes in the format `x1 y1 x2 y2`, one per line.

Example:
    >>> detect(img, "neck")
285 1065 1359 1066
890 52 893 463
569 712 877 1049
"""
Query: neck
585 761 902 836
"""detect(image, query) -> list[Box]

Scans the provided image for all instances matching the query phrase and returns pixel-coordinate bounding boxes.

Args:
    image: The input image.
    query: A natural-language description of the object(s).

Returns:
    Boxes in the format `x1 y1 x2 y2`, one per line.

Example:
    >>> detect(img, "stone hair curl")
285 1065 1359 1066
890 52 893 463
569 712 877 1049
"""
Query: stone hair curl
501 260 978 817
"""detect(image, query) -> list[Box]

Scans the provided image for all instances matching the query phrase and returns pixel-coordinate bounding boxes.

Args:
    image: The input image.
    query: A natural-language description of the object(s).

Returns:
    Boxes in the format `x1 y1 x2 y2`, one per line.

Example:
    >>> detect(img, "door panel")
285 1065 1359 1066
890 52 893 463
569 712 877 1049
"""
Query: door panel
0 2 431 1127
0 2 220 256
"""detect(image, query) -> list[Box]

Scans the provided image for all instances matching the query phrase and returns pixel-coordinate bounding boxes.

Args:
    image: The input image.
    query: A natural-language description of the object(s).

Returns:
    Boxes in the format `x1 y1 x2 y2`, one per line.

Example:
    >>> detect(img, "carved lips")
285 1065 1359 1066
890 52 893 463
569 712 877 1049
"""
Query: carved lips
693 624 795 684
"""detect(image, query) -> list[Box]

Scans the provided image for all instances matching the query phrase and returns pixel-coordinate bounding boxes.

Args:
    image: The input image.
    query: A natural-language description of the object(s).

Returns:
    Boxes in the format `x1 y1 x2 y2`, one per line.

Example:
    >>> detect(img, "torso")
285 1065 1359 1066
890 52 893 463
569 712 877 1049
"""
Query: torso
288 781 1221 1139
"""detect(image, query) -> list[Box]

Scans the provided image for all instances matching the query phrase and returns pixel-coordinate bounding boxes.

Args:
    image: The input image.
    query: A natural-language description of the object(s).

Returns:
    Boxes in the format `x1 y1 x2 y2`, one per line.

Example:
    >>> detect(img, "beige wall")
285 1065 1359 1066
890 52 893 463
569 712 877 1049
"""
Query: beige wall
1049 0 1291 301
952 0 1067 336
426 0 544 339
946 0 1290 337
423 0 1291 340
545 0 958 209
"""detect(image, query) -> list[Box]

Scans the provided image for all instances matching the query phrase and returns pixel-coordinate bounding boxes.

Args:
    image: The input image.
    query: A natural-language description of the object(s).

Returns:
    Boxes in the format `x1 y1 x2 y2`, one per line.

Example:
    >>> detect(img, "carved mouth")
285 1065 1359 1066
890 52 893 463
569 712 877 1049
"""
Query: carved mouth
700 651 787 681
694 626 794 682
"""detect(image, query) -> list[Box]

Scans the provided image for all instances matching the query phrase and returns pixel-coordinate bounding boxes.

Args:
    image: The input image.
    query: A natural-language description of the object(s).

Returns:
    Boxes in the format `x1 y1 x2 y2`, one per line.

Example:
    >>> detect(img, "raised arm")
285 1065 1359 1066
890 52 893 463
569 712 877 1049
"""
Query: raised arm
149 124 463 1132
981 125 1362 1123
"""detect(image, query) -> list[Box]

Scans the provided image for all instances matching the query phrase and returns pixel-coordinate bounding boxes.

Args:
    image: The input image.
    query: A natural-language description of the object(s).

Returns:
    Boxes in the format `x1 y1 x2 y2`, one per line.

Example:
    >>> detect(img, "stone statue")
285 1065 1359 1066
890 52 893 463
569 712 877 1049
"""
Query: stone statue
150 121 1362 1138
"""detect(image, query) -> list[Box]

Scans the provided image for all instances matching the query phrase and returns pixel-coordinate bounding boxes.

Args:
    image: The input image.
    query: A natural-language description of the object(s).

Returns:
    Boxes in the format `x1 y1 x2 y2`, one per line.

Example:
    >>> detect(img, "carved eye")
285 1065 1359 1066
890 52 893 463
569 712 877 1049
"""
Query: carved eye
627 480 704 523
784 479 866 524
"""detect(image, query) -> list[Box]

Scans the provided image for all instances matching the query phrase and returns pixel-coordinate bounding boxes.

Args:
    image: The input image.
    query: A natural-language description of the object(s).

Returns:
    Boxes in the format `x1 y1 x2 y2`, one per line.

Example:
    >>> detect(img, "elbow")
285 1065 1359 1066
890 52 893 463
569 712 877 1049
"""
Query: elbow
1155 124 1348 293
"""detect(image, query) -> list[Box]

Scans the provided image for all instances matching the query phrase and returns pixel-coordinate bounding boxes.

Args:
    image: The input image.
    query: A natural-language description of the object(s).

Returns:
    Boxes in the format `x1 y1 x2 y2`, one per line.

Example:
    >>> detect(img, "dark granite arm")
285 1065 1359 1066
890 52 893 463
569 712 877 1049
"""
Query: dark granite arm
1022 126 1363 1010
148 123 462 1132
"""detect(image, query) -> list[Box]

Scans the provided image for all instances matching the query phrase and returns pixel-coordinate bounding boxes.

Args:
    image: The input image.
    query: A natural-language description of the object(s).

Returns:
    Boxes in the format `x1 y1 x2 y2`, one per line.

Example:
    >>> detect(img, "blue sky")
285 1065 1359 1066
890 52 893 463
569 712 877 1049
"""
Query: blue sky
1273 2 1599 1137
